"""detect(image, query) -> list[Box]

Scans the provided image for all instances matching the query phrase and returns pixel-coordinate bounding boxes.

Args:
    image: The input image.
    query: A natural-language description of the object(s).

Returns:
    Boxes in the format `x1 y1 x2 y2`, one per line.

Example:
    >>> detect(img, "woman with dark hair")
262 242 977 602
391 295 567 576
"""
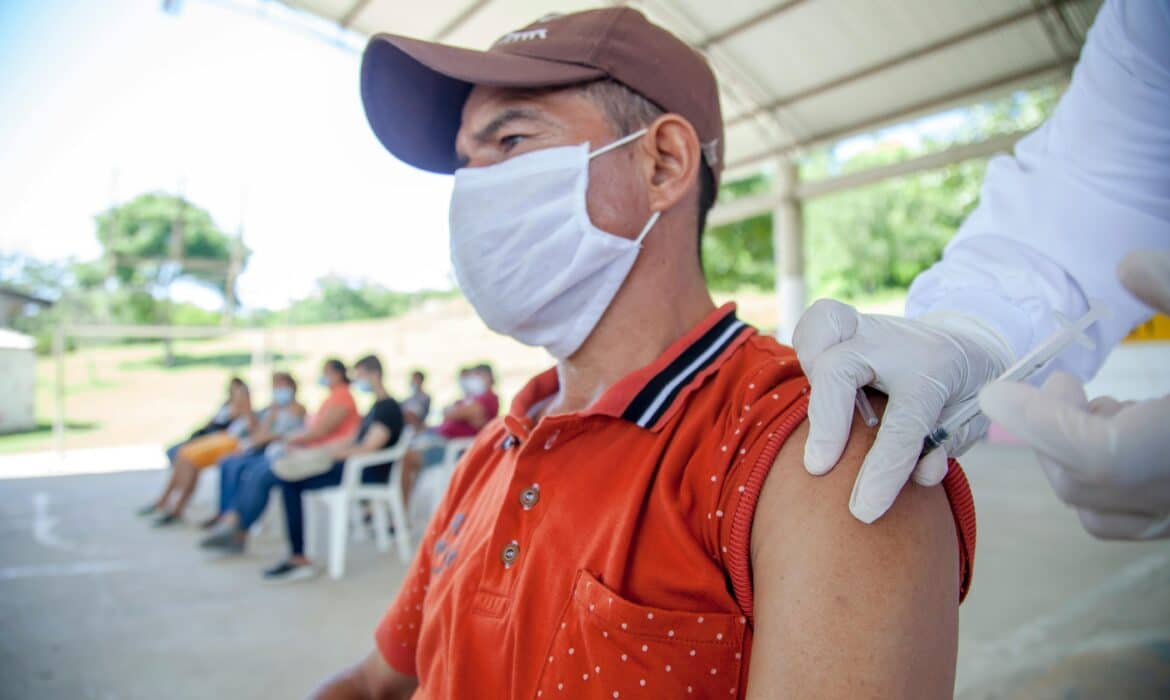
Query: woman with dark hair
201 371 308 530
142 377 256 526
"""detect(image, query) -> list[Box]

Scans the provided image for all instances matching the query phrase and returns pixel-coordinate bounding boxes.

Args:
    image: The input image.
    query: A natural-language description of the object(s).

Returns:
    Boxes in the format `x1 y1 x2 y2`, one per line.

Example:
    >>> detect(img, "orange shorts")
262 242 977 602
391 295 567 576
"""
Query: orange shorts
177 433 240 469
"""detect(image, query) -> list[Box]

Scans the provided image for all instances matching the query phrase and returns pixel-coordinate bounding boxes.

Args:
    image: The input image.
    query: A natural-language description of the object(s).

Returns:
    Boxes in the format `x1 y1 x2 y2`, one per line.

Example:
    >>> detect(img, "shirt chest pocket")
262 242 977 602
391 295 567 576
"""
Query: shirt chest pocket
534 570 746 699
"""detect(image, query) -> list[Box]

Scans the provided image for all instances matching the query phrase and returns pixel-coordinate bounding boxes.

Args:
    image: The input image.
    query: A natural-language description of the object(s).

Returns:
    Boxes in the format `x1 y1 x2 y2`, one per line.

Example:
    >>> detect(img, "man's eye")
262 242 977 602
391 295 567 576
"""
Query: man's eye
499 134 525 150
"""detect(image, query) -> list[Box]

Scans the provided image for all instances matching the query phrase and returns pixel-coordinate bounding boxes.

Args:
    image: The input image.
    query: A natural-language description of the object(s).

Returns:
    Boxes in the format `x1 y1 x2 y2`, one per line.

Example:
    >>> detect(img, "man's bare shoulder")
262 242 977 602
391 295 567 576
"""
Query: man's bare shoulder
746 392 960 698
750 392 957 565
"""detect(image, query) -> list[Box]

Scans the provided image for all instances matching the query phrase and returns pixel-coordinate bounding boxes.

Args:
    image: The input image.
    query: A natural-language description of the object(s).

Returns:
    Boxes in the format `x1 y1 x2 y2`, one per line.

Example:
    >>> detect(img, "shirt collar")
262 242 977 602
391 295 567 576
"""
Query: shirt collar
508 303 754 433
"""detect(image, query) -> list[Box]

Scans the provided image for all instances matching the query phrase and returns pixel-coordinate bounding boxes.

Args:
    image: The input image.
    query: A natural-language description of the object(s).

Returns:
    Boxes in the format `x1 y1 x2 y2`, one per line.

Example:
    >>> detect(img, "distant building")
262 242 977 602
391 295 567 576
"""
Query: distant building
0 286 52 434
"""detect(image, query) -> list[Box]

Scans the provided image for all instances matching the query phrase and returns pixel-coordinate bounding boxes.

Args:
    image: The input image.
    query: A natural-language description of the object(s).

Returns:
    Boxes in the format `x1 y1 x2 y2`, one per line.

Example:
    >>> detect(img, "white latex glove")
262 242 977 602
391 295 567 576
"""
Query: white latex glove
793 300 1013 523
979 249 1170 540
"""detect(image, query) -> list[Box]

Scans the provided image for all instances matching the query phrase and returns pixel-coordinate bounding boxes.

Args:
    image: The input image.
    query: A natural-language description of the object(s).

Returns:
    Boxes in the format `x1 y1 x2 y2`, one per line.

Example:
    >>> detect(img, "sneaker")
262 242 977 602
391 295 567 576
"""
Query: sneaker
152 512 181 528
136 504 159 517
200 530 245 555
198 514 222 530
262 560 319 584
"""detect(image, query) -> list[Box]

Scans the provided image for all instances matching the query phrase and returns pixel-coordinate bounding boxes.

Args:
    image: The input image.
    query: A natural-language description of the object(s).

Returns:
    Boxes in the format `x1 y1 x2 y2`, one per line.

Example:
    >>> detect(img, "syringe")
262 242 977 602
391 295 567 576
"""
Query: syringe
920 301 1110 457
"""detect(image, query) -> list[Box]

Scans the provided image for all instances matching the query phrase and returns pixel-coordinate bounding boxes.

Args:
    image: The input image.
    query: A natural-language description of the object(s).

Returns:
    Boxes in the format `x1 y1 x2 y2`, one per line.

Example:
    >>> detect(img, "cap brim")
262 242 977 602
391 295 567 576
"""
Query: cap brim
361 34 606 174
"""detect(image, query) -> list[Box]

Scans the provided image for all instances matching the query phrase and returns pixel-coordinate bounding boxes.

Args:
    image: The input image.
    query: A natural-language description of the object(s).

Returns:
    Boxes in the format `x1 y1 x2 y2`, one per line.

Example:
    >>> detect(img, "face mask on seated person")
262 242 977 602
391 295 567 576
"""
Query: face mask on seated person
272 387 294 406
448 129 660 360
463 375 487 397
354 379 374 393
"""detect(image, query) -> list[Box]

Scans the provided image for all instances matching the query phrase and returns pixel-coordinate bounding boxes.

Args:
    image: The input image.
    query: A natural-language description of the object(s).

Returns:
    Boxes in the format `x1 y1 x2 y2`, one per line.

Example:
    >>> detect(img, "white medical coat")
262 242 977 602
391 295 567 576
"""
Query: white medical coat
906 0 1170 380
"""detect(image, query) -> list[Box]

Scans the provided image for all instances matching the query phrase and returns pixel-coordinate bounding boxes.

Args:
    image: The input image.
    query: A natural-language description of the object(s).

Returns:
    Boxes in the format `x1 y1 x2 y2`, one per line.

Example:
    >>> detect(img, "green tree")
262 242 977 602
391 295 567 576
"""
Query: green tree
283 275 452 325
94 192 247 324
701 86 1059 299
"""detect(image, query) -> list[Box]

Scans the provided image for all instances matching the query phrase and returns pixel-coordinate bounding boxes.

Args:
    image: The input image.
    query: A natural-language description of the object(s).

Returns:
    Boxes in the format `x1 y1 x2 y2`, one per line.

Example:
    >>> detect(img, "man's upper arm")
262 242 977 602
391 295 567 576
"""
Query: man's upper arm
448 400 487 426
310 649 418 700
746 404 959 698
357 423 391 454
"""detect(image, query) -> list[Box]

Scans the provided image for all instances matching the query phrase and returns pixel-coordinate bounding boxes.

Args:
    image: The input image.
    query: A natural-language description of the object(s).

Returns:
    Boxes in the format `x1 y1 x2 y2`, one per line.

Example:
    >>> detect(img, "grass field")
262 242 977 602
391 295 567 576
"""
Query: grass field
0 291 904 455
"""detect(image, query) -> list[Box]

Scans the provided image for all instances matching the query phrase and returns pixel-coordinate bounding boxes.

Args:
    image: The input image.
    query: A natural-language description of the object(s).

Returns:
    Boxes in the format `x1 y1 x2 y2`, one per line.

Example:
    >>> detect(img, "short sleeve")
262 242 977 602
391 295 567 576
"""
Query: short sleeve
705 364 978 622
374 544 432 676
373 399 405 446
477 392 500 421
705 366 812 624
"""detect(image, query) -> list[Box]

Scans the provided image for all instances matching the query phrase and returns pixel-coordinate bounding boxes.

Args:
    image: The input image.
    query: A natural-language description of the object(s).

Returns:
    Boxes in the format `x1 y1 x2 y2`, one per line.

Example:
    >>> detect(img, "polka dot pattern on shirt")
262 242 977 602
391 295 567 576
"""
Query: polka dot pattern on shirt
534 570 745 698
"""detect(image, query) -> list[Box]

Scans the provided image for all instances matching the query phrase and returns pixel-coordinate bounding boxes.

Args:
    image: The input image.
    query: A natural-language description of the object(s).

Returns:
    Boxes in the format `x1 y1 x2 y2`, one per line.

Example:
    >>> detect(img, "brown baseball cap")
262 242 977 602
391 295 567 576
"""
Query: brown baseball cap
360 7 723 184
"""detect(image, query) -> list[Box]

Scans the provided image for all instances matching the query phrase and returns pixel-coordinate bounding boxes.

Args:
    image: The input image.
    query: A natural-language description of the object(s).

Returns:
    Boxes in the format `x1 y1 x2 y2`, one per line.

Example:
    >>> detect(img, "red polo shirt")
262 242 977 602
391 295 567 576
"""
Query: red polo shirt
375 304 976 698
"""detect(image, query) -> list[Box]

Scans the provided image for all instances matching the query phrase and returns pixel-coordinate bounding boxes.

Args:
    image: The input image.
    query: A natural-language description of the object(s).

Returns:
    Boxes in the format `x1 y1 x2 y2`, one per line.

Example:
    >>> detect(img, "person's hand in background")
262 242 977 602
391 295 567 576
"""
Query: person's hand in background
793 300 1013 523
980 250 1170 540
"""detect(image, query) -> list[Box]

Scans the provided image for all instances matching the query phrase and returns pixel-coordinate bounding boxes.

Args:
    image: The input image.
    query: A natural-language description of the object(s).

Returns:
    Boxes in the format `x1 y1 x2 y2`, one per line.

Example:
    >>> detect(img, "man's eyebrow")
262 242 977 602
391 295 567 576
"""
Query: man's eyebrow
455 106 552 165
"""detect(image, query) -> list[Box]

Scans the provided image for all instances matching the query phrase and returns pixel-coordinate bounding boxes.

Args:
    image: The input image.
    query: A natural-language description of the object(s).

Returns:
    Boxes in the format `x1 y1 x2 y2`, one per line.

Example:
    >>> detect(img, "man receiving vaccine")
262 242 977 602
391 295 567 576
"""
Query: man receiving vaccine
313 8 977 699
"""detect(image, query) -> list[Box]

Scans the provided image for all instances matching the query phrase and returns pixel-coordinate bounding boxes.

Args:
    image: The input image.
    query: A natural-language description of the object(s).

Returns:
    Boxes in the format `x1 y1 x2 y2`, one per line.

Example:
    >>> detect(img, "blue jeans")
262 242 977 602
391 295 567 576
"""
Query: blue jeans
218 452 262 515
230 456 280 530
279 461 392 557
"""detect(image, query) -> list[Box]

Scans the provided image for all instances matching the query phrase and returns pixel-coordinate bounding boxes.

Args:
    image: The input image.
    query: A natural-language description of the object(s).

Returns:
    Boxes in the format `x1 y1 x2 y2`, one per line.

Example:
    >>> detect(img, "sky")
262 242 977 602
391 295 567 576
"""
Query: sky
0 0 455 310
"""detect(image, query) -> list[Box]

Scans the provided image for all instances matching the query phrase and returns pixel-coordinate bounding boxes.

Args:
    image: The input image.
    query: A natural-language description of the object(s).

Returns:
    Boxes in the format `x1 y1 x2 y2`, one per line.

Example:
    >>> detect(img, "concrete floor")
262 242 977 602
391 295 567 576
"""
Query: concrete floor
1 443 1168 699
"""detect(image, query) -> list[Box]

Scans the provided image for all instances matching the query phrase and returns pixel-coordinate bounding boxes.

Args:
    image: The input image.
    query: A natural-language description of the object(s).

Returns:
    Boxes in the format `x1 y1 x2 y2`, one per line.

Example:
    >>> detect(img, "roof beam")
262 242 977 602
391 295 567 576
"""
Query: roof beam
696 0 808 49
338 0 373 28
726 57 1072 171
708 130 1027 228
432 0 494 42
726 0 1072 130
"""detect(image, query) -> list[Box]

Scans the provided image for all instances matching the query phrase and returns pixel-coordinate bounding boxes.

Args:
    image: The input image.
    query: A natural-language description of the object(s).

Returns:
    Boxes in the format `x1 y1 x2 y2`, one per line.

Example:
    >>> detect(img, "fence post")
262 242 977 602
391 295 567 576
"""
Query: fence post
53 325 66 458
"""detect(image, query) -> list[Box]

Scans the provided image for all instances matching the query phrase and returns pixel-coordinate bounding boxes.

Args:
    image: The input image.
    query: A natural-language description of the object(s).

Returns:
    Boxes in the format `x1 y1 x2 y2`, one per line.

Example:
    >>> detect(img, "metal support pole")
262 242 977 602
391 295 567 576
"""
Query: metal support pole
53 326 66 457
773 159 805 343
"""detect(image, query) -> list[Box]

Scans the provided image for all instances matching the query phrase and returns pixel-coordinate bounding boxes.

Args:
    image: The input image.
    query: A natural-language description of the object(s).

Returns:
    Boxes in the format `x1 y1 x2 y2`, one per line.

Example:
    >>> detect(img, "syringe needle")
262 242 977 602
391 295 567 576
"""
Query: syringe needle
855 389 879 428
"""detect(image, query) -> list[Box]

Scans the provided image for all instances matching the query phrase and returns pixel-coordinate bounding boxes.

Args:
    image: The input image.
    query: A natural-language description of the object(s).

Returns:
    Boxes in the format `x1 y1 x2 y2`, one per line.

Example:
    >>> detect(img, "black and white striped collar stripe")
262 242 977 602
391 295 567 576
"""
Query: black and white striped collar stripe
620 311 750 429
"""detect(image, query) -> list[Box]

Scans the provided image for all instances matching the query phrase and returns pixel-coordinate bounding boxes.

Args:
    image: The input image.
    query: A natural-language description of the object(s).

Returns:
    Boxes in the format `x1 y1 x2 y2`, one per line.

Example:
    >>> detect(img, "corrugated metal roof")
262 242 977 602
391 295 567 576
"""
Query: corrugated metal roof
280 0 1100 179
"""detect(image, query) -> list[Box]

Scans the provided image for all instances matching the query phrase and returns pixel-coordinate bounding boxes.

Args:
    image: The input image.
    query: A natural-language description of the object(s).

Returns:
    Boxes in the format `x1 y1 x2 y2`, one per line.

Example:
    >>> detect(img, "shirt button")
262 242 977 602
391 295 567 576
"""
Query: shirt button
519 484 541 510
500 540 520 568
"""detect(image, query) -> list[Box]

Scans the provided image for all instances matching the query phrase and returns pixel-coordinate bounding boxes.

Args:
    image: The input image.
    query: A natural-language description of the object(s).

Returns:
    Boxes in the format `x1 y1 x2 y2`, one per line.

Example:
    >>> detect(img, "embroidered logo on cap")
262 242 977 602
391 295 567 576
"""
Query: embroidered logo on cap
495 28 548 45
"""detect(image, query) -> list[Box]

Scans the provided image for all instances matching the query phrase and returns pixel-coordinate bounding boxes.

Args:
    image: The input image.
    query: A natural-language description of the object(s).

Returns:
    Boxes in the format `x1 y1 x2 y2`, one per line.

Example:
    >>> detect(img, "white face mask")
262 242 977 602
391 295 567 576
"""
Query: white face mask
463 375 487 396
449 129 660 360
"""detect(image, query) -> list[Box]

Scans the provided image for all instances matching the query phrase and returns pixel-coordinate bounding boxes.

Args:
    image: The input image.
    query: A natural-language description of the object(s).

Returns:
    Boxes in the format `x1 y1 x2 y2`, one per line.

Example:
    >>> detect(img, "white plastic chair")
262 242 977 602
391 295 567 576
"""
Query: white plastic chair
437 437 475 493
405 437 475 548
304 427 415 579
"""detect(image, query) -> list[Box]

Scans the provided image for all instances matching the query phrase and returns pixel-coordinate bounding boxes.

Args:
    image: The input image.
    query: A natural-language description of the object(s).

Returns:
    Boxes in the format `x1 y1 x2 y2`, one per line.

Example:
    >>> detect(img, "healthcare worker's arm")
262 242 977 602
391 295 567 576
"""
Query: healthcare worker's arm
795 0 1170 524
980 251 1170 541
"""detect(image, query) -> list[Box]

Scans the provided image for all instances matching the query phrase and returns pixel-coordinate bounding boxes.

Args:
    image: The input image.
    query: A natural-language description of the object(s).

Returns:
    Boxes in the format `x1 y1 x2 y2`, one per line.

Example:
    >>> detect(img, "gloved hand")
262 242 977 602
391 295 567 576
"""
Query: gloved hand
793 300 1013 523
979 249 1170 540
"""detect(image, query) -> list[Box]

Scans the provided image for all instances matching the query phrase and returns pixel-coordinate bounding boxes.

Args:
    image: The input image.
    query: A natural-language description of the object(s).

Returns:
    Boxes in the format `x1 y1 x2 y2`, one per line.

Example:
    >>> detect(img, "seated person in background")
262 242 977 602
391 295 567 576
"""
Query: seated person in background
143 377 255 526
203 371 307 530
400 370 431 431
198 358 361 551
203 355 404 584
287 358 363 450
399 363 498 504
150 377 245 485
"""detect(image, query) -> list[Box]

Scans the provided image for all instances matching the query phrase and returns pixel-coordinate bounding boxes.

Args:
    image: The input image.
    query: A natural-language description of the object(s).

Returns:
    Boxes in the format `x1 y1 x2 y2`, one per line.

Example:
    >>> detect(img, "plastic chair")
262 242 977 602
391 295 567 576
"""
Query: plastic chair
437 437 475 492
403 436 476 549
304 427 415 579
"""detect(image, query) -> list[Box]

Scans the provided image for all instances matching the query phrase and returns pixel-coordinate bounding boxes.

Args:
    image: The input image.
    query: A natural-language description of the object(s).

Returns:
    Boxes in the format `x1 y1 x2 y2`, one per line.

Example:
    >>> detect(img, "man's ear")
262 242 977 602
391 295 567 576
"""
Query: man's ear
640 114 701 214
